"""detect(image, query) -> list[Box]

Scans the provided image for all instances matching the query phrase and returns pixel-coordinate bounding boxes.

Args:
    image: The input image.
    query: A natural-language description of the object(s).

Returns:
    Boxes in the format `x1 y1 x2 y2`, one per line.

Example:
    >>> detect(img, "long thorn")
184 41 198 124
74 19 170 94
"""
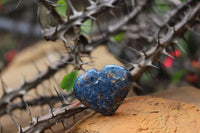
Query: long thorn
23 99 34 122
66 0 79 15
132 82 145 91
64 120 72 133
16 0 23 9
0 75 7 95
9 113 22 133
174 40 187 55
54 87 65 104
162 49 175 59
61 121 67 130
49 128 55 133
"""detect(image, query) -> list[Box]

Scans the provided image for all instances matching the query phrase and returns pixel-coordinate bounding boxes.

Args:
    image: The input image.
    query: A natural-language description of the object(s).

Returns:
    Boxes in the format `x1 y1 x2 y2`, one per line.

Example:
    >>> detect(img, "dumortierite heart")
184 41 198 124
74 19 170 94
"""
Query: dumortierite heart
73 65 131 116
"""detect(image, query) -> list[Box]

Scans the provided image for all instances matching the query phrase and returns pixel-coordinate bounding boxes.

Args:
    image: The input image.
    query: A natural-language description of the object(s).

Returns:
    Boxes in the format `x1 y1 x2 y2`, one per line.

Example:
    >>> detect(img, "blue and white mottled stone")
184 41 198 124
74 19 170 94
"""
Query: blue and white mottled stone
74 65 132 116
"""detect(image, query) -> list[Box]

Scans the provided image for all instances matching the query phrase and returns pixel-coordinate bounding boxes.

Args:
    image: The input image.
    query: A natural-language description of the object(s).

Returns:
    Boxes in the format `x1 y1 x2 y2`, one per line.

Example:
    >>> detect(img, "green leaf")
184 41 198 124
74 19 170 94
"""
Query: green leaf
61 70 78 92
113 32 125 42
81 19 97 35
172 70 186 84
81 19 97 36
140 69 159 82
180 0 186 2
155 0 170 13
1 0 9 4
81 19 92 33
176 38 189 54
56 0 67 18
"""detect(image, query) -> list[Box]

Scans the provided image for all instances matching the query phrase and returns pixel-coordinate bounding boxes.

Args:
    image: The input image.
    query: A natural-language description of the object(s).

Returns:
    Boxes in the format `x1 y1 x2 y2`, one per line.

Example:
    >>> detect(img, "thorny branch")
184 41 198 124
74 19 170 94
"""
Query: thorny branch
1 0 200 133
39 0 64 24
22 101 87 133
19 1 200 132
0 92 74 116
1 0 151 132
0 55 73 115
129 0 200 79
1 0 143 132
40 0 119 43
84 0 150 52
0 0 147 116
124 0 198 43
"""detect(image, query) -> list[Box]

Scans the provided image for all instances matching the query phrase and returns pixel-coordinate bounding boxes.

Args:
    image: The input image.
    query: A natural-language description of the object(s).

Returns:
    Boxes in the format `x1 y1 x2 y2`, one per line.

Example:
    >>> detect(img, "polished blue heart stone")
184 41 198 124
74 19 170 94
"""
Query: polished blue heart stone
73 65 131 116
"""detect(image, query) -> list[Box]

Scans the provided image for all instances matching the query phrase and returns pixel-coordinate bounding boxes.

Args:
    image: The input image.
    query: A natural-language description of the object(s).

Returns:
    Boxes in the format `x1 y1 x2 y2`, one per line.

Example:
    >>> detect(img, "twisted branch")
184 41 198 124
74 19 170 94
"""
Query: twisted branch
22 101 87 133
129 0 200 80
1 0 200 133
0 55 73 115
0 92 74 116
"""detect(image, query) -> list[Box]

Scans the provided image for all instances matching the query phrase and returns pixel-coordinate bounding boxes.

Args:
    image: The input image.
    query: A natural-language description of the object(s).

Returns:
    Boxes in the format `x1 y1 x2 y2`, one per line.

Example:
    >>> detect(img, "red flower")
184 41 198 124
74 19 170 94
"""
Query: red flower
4 50 17 65
163 57 173 68
185 72 198 84
191 60 200 70
162 49 181 68
170 49 181 57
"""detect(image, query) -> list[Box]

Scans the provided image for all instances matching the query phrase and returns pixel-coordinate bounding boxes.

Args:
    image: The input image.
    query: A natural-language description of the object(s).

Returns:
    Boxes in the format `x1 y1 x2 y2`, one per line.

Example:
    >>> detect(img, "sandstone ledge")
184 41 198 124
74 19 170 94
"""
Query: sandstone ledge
67 96 200 133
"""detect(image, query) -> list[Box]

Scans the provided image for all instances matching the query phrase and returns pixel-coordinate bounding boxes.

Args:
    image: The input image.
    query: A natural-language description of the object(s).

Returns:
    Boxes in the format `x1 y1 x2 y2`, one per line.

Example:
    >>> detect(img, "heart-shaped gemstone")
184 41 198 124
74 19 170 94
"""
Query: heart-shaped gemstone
73 65 131 116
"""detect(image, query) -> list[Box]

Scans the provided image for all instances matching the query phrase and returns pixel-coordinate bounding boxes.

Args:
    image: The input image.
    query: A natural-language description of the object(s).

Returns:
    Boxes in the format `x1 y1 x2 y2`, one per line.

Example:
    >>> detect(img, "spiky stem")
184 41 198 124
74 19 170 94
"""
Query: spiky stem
22 101 86 133
0 92 74 116
1 0 200 133
129 0 200 80
0 55 73 114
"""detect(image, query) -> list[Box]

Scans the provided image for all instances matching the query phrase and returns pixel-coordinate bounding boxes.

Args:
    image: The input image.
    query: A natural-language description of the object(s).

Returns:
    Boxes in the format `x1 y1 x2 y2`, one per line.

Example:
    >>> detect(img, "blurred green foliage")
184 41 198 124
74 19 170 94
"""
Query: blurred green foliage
1 0 9 4
180 0 186 2
81 19 97 35
56 0 67 18
113 32 126 42
172 70 186 84
155 0 170 12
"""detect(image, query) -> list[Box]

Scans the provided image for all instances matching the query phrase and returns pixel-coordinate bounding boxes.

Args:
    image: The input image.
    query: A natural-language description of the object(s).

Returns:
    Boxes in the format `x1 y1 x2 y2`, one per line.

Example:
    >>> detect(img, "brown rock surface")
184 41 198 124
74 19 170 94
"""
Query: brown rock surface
68 96 200 133
151 86 200 107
